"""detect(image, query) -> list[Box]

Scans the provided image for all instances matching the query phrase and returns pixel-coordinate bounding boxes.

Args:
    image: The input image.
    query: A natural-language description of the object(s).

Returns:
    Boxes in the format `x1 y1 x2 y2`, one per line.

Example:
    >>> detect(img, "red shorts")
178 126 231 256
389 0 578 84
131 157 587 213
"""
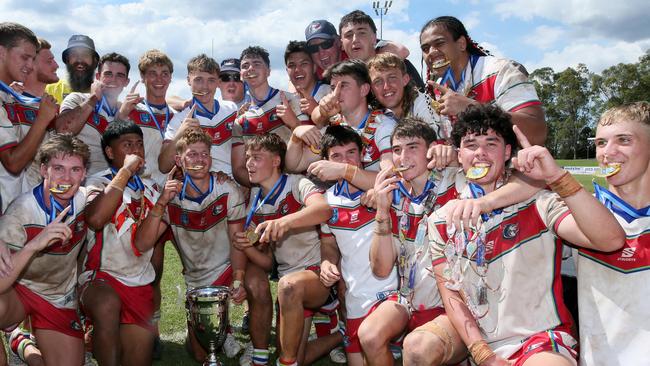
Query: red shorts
301 265 339 318
13 284 83 339
508 329 578 366
83 271 154 333
344 293 398 353
407 306 445 332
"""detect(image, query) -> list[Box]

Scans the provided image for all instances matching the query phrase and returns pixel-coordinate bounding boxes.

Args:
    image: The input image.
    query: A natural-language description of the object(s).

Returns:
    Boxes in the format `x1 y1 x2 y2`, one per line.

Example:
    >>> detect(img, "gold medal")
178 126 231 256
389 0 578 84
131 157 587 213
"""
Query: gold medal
594 163 621 178
49 184 72 194
431 59 451 70
245 227 260 245
186 165 204 171
393 166 409 176
191 91 208 96
466 164 490 180
309 145 321 155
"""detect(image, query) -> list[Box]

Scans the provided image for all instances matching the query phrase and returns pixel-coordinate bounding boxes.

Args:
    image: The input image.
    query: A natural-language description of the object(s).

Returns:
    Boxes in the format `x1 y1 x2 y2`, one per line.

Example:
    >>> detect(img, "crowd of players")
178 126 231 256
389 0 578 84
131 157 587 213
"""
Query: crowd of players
0 8 648 366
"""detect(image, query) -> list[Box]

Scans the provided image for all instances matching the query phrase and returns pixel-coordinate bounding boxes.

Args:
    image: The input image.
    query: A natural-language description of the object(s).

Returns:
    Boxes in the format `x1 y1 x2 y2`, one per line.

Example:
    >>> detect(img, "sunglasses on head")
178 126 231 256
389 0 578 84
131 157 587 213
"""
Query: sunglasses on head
220 74 241 82
305 39 335 54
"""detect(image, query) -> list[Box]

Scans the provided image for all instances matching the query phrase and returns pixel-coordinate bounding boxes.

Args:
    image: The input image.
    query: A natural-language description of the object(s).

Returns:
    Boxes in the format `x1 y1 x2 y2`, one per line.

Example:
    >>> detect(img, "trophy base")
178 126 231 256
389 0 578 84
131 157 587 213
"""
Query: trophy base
203 353 221 366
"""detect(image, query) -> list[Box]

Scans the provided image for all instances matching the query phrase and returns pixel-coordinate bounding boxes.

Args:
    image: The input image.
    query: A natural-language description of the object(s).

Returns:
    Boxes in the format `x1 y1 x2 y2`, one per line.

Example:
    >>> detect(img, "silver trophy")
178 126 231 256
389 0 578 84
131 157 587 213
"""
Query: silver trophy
186 286 231 366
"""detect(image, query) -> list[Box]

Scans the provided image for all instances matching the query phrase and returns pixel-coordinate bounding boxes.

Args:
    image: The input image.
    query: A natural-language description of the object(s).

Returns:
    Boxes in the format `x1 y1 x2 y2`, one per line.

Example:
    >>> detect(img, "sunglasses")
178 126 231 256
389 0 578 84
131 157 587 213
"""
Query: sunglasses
305 39 336 54
220 74 241 82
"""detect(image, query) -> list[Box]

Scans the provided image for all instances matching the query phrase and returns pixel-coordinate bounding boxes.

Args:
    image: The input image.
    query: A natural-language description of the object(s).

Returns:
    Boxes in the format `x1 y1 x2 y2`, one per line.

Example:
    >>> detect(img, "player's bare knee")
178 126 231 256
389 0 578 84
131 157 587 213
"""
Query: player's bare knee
357 322 385 354
403 332 445 366
277 276 303 303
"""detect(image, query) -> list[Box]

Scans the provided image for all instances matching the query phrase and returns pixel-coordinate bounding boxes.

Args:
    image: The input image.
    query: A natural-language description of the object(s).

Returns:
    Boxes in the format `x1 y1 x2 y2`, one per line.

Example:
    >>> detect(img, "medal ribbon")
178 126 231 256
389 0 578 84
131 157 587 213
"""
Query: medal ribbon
439 54 479 93
180 173 214 203
468 183 503 221
110 167 144 192
248 86 279 108
144 100 170 138
192 98 219 119
594 182 650 223
0 80 41 104
34 183 74 224
333 180 364 200
95 95 118 117
311 81 323 97
244 174 288 228
394 180 435 205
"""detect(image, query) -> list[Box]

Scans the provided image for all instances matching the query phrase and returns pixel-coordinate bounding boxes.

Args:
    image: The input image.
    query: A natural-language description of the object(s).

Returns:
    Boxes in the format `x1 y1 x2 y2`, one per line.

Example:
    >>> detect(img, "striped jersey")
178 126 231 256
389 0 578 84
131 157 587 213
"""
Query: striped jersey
165 100 238 177
165 174 246 289
0 185 87 308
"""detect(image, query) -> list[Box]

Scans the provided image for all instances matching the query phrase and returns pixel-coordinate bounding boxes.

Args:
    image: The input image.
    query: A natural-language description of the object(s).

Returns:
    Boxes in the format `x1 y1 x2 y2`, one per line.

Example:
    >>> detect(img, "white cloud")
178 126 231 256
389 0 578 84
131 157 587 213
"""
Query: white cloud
462 11 481 31
523 40 650 73
523 25 565 50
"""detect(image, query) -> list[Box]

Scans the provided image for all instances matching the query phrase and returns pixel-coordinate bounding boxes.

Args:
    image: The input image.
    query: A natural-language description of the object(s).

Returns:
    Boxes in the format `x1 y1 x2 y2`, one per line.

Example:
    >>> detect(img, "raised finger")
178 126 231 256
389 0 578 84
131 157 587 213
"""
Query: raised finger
130 80 140 94
167 165 178 181
512 125 532 149
53 205 72 224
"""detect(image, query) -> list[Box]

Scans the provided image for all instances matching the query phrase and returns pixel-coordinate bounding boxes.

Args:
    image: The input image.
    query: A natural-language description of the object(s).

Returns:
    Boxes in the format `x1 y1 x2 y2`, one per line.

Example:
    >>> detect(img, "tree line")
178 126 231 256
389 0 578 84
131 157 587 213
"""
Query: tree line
530 49 650 159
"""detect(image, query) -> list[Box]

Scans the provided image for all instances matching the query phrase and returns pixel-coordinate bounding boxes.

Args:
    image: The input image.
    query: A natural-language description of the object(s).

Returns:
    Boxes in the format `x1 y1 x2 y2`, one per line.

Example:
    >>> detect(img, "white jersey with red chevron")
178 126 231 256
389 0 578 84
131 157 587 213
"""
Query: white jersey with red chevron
248 174 322 278
166 174 246 289
0 185 87 309
80 169 159 287
389 168 459 310
434 55 541 113
232 88 291 145
165 100 238 177
128 102 175 186
577 186 650 366
0 88 45 210
429 188 576 359
322 182 398 318
61 92 120 176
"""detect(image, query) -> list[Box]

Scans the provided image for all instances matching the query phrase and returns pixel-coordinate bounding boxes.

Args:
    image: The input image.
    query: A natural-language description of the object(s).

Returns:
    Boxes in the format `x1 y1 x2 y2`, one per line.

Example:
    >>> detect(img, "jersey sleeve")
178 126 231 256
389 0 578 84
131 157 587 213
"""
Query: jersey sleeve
60 92 86 113
0 206 28 251
224 180 246 223
163 107 188 141
295 176 321 205
375 114 397 154
428 205 451 267
85 174 109 197
534 190 571 236
494 60 541 113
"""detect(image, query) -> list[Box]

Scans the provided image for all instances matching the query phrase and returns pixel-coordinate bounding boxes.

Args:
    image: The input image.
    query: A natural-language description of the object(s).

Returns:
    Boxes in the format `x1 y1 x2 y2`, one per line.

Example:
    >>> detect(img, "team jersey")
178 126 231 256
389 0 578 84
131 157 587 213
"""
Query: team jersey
389 168 459 310
165 100 238 177
0 85 50 210
432 55 541 114
61 93 121 175
408 91 452 141
330 110 396 172
45 79 72 105
429 187 576 358
0 185 87 309
321 181 398 318
127 101 175 185
248 174 322 277
80 169 159 287
232 87 292 145
577 184 650 366
165 174 246 289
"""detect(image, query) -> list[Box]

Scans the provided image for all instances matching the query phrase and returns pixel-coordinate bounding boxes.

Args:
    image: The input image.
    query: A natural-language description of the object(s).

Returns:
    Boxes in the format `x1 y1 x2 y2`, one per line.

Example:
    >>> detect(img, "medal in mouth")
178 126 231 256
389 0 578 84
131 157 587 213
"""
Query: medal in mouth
49 184 72 194
185 165 204 171
191 91 208 96
466 164 490 180
431 58 451 70
594 163 621 178
393 165 410 177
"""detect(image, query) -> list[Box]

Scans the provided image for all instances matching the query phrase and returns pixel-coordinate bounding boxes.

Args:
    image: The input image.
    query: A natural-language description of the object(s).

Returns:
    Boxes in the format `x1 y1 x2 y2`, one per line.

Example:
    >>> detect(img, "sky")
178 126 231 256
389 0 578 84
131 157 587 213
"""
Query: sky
2 0 649 98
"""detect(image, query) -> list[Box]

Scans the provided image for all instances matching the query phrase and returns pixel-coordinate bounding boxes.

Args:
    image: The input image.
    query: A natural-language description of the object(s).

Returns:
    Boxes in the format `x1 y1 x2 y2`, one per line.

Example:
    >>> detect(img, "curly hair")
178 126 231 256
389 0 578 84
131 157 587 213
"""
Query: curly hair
451 104 517 150
175 129 212 154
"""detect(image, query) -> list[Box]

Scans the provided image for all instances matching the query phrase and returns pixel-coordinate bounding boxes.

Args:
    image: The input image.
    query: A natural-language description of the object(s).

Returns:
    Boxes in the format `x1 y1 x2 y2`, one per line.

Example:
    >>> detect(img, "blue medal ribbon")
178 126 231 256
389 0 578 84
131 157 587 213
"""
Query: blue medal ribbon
594 182 650 223
393 180 435 205
0 80 41 104
143 100 169 138
96 95 118 117
244 174 288 228
311 81 323 97
248 86 279 108
468 182 502 221
439 54 479 93
110 167 144 192
192 98 219 119
180 173 214 203
333 180 364 201
33 183 74 224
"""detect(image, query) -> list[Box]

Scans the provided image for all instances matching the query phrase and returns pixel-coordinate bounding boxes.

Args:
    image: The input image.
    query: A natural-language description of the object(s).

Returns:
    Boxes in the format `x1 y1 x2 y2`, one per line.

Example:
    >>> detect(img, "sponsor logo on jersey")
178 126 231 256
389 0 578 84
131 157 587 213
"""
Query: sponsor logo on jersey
213 204 223 216
350 210 359 224
502 223 519 240
619 247 637 262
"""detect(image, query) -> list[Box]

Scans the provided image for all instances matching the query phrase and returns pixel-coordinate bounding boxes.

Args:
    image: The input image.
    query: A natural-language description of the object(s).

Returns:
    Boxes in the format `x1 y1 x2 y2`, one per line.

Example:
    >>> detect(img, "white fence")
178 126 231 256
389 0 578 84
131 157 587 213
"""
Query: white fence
563 166 600 175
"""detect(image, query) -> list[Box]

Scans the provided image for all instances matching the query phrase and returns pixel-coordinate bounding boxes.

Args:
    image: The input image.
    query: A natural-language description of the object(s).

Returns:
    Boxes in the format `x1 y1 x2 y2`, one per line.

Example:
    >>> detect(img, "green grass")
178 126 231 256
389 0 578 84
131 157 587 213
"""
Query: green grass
556 159 607 193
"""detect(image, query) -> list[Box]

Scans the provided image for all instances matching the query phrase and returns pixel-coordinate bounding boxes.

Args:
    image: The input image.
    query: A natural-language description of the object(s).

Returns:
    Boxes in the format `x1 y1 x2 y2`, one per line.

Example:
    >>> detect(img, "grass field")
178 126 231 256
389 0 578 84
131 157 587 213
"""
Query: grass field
557 159 607 192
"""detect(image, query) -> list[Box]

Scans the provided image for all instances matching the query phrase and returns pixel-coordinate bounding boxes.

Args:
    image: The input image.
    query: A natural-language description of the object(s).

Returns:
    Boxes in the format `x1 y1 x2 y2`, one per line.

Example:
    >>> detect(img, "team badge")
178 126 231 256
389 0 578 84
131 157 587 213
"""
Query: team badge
70 320 82 332
502 223 519 240
7 105 15 120
256 121 264 131
214 131 221 140
329 208 339 224
280 203 289 215
243 119 250 132
269 113 278 122
213 204 223 216
180 211 189 226
363 146 374 163
226 121 233 130
24 109 36 122
76 221 85 232
93 113 100 125
141 112 150 123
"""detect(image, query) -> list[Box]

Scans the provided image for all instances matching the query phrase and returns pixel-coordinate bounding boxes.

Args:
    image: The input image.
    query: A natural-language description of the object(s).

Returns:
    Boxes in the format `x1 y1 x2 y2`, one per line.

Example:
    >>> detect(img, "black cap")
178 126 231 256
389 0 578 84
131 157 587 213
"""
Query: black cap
305 20 338 42
62 34 99 64
220 58 241 74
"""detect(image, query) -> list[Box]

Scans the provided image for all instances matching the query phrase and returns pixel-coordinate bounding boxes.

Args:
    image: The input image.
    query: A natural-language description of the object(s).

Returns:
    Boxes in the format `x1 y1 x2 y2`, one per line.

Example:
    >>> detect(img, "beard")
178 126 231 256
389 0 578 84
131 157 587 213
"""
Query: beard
66 62 95 92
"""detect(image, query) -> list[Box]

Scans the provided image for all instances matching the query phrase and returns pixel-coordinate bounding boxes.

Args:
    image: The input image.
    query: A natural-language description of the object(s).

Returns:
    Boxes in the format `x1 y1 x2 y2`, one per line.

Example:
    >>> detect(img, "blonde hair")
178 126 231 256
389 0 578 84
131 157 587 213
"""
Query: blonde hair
176 129 212 154
598 101 650 127
138 49 173 75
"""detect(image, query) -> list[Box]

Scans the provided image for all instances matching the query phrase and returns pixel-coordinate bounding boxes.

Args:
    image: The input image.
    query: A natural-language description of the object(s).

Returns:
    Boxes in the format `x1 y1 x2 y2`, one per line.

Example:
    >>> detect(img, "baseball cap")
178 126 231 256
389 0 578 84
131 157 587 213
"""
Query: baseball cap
305 20 338 42
220 58 241 74
62 34 99 64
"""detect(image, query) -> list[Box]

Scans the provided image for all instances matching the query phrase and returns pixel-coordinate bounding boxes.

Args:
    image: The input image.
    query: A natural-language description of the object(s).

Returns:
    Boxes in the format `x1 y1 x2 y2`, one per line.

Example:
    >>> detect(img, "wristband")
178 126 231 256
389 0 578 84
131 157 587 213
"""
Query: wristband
548 170 582 198
468 340 495 365
232 280 242 289
344 164 357 182
108 168 132 193
150 202 166 218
